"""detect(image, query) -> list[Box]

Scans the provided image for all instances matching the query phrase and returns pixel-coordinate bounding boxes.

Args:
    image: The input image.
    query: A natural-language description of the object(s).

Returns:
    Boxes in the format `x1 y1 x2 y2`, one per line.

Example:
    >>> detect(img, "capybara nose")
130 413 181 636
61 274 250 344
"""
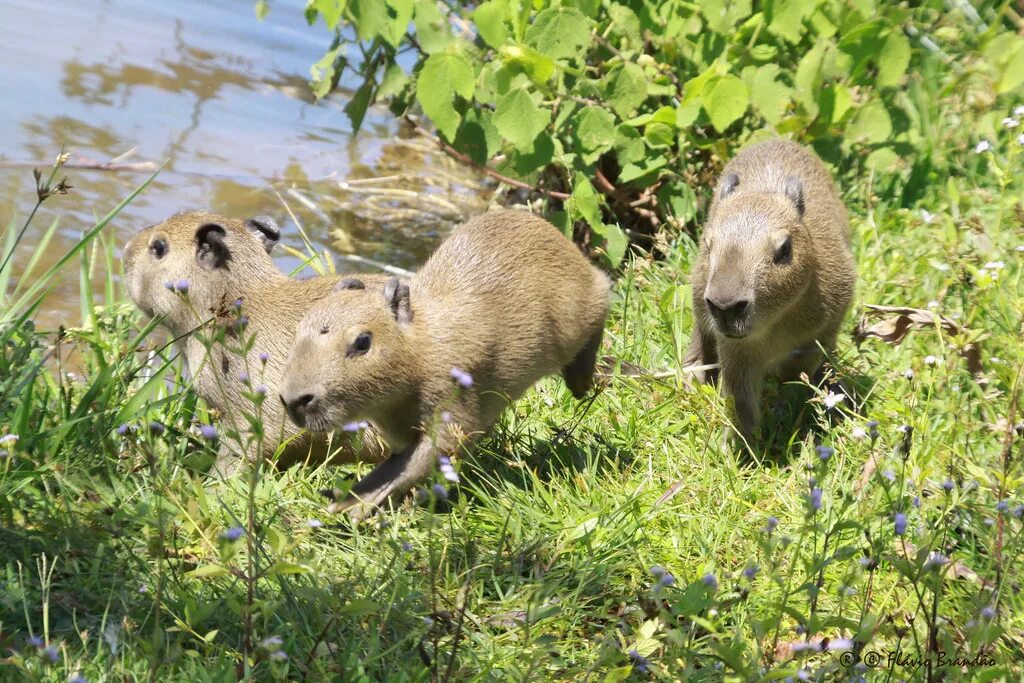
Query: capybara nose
705 296 748 318
282 393 318 424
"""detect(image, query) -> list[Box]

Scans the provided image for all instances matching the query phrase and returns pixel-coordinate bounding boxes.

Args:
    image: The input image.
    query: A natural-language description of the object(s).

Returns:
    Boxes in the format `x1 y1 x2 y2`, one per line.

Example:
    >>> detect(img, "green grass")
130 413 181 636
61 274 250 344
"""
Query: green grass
3 74 1024 683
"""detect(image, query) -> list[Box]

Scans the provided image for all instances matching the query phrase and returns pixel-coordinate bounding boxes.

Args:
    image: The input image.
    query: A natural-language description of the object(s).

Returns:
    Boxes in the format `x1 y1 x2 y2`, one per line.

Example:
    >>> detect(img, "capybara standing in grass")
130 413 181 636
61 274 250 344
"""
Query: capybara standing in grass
123 211 387 471
279 209 610 520
685 139 856 445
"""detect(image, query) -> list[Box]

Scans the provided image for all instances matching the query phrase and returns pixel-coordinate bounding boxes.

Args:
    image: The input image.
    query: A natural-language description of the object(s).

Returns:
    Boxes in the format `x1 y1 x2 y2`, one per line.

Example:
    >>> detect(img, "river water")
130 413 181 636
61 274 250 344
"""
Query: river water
0 0 489 330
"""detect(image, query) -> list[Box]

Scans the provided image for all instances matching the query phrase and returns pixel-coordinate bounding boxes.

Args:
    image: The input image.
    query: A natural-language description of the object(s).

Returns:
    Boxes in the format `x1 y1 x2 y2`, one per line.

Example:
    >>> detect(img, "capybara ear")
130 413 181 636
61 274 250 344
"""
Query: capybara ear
720 172 739 198
195 223 232 270
383 277 412 325
784 176 805 217
244 215 281 253
335 278 366 291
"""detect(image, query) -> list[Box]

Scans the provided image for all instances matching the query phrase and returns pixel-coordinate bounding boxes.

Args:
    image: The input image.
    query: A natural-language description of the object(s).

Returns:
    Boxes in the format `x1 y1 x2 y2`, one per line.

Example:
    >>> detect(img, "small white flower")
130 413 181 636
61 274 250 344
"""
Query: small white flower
975 140 992 153
824 391 845 409
903 369 915 380
1018 133 1024 146
0 434 19 446
927 300 940 309
1016 245 1024 252
851 427 868 440
920 209 934 224
1002 117 1020 129
984 260 1005 270
1015 105 1024 117
924 355 938 366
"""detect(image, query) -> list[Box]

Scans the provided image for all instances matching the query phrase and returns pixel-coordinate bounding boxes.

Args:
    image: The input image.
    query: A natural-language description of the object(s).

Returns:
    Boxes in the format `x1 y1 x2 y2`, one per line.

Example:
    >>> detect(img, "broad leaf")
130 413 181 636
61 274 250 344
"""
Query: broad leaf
417 50 475 141
493 87 550 149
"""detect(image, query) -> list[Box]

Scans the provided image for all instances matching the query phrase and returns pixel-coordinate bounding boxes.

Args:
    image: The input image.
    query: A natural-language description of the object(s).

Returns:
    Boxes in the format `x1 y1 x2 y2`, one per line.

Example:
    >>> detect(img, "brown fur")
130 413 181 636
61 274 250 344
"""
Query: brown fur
685 139 856 445
122 210 387 471
279 209 611 519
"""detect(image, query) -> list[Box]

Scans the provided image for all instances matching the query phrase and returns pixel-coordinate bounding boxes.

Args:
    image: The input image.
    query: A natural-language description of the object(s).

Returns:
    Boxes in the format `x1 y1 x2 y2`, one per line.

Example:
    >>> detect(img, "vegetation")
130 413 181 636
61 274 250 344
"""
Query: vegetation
1 0 1024 681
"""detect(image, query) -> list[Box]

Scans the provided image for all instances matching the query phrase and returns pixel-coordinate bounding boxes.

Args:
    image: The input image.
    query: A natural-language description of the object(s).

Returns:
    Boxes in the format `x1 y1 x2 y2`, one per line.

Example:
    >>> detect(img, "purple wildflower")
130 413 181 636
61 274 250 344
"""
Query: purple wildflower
237 371 250 384
1013 505 1024 518
997 500 1009 513
980 606 996 620
882 469 895 483
438 454 459 483
912 496 921 508
942 479 955 492
764 516 779 534
43 646 58 663
628 649 650 673
199 425 218 440
27 635 44 648
235 315 249 331
441 411 453 424
254 385 267 396
449 367 473 388
816 445 834 461
894 512 908 536
269 650 288 661
826 638 854 651
116 423 130 436
401 541 413 552
866 420 880 439
342 421 369 432
163 281 174 291
260 636 284 649
222 526 245 542
431 483 449 500
148 421 165 436
924 552 948 571
175 279 190 294
702 573 718 590
306 519 323 528
233 298 244 311
809 487 823 512
258 351 270 363
743 565 760 580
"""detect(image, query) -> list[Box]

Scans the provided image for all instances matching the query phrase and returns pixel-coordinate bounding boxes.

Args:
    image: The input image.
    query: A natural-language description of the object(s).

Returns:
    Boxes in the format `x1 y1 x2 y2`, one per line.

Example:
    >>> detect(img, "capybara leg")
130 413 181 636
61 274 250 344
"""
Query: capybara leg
330 437 437 521
562 327 604 399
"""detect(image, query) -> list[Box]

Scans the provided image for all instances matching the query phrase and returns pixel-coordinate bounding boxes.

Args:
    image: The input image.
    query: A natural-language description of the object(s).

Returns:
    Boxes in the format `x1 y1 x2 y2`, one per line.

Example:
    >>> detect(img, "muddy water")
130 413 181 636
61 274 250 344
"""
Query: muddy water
0 0 490 330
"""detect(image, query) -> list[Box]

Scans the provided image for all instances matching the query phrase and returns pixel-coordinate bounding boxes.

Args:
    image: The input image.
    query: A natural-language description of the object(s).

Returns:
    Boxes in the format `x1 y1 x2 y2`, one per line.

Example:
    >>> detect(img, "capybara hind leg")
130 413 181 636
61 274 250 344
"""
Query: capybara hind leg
562 328 603 399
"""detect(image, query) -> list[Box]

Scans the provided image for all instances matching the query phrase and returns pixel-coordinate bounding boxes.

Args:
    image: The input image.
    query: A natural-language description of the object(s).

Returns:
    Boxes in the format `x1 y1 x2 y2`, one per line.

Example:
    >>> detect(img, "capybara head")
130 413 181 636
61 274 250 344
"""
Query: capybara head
123 211 280 334
700 175 813 339
279 277 418 433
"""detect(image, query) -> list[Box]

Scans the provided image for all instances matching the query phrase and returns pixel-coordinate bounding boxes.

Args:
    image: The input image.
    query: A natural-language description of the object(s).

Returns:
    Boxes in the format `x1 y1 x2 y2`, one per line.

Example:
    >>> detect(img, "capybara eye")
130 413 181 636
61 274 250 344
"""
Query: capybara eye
773 236 792 265
149 238 168 260
347 332 372 357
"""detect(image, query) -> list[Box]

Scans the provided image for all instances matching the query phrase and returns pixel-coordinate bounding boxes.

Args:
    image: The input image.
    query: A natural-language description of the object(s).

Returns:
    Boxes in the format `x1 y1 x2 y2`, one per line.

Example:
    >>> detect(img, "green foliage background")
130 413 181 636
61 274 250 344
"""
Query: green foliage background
301 0 1024 265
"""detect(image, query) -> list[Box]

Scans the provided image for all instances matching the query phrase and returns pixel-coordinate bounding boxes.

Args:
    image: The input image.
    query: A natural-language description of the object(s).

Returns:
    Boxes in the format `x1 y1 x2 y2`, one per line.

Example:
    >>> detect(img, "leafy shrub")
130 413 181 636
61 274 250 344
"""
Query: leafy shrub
298 0 1024 265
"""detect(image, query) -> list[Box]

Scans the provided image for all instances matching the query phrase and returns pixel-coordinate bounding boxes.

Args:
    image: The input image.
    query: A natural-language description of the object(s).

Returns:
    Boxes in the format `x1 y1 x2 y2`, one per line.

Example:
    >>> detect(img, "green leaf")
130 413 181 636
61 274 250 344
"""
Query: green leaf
876 29 910 87
524 6 591 61
699 0 752 34
837 20 885 82
377 63 409 99
703 75 749 131
795 38 828 111
474 1 510 49
265 561 310 575
614 125 645 164
765 0 815 44
417 50 475 141
591 222 628 267
608 5 641 45
310 47 344 101
500 44 555 84
995 39 1024 94
187 565 230 579
847 99 892 144
380 0 415 47
604 62 648 118
567 173 603 227
310 0 345 29
350 0 387 40
344 82 374 133
453 109 501 165
414 0 452 54
493 87 550 149
575 107 617 156
644 122 674 148
657 182 697 223
749 64 791 125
